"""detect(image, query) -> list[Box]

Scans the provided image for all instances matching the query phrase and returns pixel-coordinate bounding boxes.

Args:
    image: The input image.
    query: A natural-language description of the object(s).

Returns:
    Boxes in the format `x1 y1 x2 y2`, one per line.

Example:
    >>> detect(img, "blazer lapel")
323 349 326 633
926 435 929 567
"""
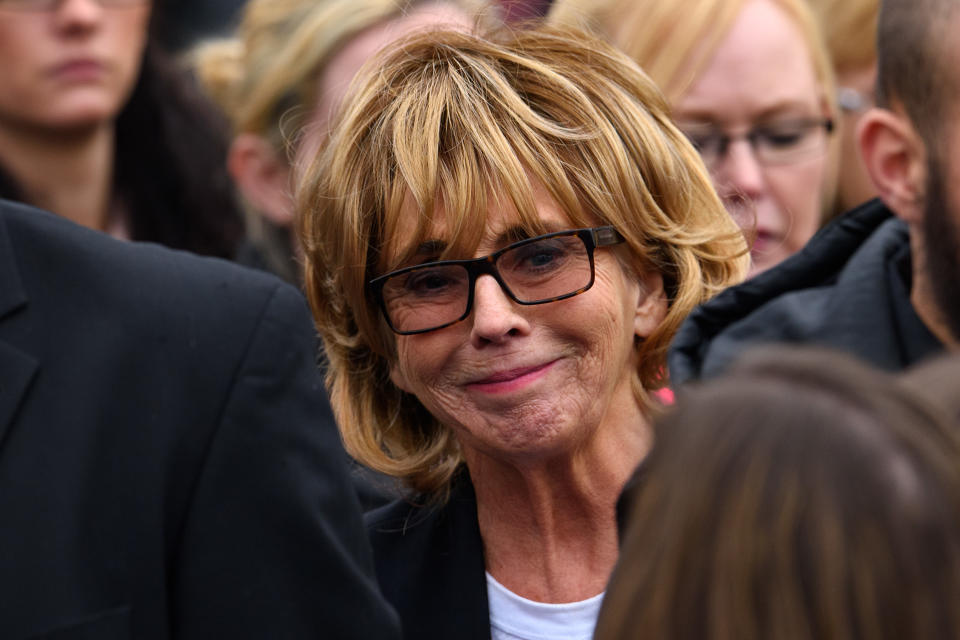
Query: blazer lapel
0 207 37 450
0 342 37 450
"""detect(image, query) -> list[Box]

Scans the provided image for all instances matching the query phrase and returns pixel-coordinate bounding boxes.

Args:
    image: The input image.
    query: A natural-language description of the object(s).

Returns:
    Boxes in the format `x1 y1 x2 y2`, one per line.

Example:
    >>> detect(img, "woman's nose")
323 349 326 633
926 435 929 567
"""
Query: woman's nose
715 138 766 199
469 275 530 346
53 0 104 32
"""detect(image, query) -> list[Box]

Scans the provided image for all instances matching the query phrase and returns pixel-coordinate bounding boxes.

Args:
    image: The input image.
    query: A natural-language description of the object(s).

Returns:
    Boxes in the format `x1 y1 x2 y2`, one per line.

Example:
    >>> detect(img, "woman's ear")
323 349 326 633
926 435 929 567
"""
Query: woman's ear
227 133 296 228
857 107 927 225
634 271 667 339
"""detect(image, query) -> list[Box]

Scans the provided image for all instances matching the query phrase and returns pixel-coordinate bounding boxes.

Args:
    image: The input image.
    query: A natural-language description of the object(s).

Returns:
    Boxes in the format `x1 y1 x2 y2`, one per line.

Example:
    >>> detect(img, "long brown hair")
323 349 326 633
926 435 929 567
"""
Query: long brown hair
598 346 960 640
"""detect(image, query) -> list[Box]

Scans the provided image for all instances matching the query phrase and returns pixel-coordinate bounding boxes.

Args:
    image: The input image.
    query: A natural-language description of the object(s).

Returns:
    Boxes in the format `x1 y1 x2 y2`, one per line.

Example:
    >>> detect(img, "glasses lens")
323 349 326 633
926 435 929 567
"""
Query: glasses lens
380 263 470 333
680 127 723 167
753 119 829 165
497 234 592 303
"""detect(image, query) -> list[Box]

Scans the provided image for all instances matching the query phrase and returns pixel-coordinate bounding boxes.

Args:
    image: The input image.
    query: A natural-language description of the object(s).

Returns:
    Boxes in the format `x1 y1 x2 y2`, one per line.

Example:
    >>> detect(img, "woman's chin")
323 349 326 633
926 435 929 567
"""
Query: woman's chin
36 99 123 132
456 410 593 466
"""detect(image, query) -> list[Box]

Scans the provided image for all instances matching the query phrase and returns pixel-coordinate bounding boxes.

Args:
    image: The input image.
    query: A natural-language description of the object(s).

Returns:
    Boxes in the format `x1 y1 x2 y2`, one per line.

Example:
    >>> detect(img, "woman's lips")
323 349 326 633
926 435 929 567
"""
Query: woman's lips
467 360 557 393
751 229 781 256
51 59 106 82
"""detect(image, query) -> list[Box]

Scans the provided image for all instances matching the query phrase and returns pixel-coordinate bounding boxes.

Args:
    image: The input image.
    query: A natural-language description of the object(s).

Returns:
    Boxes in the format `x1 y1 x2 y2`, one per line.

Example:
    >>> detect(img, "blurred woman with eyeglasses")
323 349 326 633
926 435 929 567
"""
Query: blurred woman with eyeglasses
0 0 243 257
297 25 748 640
551 0 838 276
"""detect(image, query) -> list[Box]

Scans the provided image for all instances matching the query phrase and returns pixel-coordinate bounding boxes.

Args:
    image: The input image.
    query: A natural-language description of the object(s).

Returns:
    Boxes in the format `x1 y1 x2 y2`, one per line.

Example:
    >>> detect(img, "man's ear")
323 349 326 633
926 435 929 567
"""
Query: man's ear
634 271 668 340
227 133 295 228
857 107 927 224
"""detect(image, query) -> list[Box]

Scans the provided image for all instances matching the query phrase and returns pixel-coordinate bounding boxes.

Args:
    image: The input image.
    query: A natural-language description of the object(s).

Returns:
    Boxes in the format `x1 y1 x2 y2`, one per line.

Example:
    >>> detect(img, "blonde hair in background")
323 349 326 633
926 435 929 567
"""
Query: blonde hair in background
298 26 750 497
193 0 490 153
805 0 878 73
550 0 835 107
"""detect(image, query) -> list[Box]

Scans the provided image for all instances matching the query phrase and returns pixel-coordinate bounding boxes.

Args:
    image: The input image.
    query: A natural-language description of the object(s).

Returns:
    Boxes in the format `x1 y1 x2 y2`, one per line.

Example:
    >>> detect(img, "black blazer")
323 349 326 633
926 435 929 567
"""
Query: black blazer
0 201 400 639
366 472 490 640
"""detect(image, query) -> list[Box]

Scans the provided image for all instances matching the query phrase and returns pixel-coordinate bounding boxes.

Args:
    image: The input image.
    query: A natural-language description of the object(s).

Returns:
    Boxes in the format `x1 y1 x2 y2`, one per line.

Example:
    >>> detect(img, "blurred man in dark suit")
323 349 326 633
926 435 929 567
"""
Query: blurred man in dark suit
0 199 400 639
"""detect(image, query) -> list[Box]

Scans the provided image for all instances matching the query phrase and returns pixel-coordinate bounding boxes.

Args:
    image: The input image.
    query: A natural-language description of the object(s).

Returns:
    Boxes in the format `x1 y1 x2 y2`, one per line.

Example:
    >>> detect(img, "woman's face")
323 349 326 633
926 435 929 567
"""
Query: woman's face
385 186 666 465
673 0 830 276
0 0 150 133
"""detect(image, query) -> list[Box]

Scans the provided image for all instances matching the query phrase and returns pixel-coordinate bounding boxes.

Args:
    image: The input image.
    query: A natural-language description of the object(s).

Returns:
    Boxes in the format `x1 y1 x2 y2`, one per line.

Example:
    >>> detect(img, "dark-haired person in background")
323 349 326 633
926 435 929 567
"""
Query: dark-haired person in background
0 197 401 639
670 0 960 381
0 0 243 258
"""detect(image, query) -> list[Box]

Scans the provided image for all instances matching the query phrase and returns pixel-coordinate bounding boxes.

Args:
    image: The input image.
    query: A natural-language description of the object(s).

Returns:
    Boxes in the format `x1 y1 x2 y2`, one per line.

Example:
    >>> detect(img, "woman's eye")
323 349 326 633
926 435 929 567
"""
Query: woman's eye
513 242 570 272
684 132 719 153
757 127 805 148
404 268 464 296
527 249 561 267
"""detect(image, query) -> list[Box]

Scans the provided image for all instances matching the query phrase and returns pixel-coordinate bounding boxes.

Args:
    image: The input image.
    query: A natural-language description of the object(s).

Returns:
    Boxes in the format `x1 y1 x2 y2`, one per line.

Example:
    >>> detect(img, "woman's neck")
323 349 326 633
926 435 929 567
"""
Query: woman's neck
465 411 653 604
0 121 116 232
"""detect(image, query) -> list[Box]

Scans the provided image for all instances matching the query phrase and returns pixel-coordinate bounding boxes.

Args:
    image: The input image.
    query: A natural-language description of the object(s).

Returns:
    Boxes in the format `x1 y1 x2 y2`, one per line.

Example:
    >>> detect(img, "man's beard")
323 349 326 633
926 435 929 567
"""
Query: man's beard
922 152 960 344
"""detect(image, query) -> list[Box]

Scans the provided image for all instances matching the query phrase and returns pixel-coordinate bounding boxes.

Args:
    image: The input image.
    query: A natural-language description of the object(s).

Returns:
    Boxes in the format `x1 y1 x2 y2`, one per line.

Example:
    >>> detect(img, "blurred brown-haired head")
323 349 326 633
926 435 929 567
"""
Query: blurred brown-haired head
875 0 959 145
598 346 960 640
901 353 960 424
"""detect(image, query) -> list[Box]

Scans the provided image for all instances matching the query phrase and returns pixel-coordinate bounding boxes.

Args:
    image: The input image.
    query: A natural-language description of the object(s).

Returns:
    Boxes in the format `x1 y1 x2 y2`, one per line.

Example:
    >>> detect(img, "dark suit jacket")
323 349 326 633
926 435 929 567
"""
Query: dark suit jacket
0 200 400 639
366 472 490 640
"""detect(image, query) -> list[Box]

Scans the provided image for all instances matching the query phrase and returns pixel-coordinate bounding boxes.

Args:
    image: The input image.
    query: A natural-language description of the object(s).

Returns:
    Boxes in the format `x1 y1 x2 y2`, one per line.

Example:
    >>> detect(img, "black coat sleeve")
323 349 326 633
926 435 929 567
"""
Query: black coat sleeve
170 283 401 639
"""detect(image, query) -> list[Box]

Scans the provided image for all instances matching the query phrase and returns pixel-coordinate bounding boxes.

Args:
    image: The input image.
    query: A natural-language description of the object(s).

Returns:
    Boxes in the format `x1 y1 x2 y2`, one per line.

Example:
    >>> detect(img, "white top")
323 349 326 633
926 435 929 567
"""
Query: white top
486 572 604 640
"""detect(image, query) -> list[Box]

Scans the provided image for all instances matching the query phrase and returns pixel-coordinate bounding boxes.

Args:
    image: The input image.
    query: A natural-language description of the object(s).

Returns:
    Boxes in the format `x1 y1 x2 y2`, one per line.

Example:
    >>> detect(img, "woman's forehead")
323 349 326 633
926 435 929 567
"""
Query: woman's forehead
380 183 583 265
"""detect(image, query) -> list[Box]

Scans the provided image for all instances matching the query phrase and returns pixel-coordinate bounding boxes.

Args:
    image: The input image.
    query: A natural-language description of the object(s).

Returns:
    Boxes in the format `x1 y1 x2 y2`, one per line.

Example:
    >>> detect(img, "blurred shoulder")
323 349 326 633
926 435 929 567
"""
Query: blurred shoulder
1 199 303 328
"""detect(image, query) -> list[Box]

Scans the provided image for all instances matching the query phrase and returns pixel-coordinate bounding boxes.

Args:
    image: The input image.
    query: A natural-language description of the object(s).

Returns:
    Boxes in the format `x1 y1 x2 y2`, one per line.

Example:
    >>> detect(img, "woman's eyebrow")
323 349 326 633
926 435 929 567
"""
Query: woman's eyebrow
413 239 447 256
392 239 447 269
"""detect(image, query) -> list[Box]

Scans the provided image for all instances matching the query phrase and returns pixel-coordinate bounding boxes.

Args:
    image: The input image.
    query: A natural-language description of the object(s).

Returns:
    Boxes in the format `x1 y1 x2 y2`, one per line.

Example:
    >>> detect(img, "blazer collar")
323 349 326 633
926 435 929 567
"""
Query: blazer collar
0 204 37 451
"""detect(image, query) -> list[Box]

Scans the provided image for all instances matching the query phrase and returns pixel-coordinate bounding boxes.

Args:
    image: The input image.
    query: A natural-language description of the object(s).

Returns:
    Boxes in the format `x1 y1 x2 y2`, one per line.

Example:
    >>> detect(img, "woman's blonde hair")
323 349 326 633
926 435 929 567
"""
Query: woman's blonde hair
806 0 878 73
298 26 749 497
550 0 835 107
193 0 488 152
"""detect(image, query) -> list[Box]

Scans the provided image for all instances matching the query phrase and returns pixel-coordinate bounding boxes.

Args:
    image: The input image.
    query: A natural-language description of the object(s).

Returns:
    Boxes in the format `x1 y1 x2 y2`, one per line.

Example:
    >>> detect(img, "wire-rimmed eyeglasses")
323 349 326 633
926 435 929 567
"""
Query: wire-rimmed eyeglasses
368 226 626 335
679 117 834 169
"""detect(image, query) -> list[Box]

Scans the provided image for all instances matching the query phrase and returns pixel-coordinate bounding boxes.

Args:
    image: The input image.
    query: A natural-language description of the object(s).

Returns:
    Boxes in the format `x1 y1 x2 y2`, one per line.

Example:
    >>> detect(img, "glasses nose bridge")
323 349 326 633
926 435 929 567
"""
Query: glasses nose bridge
722 128 762 157
466 253 517 302
711 128 768 174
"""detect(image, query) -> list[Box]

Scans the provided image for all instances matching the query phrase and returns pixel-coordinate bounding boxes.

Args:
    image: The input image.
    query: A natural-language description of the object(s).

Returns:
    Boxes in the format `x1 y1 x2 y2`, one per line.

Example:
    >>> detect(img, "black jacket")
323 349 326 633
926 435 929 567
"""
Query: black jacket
366 472 490 640
669 199 943 384
0 200 400 639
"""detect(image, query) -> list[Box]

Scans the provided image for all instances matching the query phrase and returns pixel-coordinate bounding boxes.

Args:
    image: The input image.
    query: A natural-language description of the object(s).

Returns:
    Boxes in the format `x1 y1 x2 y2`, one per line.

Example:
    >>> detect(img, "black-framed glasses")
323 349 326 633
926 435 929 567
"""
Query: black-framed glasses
679 117 834 169
369 226 625 335
0 0 145 10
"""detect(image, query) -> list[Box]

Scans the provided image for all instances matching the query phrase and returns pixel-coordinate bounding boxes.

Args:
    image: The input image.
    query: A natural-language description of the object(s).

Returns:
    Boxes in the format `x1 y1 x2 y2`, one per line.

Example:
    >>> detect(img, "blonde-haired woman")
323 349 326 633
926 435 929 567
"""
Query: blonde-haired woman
552 0 838 276
298 25 748 640
193 0 485 282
